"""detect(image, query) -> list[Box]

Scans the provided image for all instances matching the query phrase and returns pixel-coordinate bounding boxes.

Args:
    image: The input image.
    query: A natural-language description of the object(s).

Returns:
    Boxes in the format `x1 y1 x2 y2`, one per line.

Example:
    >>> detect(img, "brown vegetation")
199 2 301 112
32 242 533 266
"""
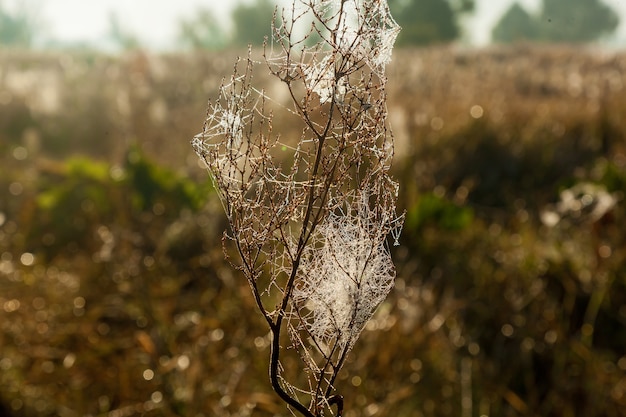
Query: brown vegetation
1 44 625 417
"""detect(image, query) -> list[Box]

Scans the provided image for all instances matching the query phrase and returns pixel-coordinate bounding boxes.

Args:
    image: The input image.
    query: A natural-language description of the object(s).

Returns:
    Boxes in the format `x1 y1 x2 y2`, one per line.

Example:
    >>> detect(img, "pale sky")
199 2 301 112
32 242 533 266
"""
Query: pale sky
6 0 626 49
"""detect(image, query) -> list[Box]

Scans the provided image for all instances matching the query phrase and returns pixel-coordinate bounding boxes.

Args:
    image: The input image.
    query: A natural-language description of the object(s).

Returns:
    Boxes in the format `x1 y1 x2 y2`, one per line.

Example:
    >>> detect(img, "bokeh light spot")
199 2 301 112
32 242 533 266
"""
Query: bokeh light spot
143 369 154 381
20 252 35 266
470 104 484 119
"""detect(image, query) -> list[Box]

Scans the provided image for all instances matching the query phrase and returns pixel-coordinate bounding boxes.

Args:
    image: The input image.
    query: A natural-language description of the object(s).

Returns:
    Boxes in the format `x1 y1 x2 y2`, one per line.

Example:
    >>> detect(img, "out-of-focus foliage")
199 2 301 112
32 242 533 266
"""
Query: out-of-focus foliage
25 147 213 261
177 1 274 51
107 12 141 51
492 3 538 43
1 46 626 417
389 0 474 45
0 50 246 159
538 0 620 42
231 0 275 47
177 9 226 50
0 0 38 47
405 193 474 232
493 0 620 43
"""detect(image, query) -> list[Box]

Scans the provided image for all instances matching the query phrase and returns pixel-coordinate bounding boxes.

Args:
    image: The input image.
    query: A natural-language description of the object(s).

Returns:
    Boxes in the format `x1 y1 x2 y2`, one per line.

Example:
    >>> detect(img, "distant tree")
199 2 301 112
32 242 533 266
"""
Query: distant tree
389 0 474 46
537 0 619 42
231 0 275 47
107 12 141 51
492 3 538 43
0 0 38 47
178 9 226 50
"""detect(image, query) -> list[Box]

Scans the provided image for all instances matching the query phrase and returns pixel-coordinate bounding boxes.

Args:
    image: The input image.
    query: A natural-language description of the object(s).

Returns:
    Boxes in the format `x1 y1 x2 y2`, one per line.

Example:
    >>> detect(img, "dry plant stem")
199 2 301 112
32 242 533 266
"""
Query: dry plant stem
193 1 402 416
268 112 333 417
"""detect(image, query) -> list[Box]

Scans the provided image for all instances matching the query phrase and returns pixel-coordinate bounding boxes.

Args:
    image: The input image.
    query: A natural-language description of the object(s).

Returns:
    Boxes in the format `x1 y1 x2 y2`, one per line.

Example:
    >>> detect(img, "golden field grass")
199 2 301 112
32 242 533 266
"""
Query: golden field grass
0 45 625 417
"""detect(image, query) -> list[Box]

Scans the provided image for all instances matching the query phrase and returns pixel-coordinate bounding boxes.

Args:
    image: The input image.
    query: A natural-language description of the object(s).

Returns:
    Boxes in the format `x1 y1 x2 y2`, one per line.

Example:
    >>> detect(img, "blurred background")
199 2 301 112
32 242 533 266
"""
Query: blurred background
2 0 626 50
1 0 625 416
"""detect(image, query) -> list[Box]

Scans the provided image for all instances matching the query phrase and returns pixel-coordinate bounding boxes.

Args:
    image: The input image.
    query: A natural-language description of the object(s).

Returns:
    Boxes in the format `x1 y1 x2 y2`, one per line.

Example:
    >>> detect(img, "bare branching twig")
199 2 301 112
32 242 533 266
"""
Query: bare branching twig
192 1 403 415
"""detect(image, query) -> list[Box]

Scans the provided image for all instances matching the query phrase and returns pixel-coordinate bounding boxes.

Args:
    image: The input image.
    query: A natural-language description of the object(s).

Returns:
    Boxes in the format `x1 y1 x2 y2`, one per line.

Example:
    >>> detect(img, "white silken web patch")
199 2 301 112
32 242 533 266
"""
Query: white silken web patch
293 191 397 352
309 0 400 73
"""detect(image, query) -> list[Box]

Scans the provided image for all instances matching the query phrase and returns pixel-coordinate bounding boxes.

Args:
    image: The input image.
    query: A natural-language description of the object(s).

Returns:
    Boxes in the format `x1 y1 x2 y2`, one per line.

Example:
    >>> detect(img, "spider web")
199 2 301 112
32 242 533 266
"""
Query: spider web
293 189 399 352
310 0 401 75
192 0 403 412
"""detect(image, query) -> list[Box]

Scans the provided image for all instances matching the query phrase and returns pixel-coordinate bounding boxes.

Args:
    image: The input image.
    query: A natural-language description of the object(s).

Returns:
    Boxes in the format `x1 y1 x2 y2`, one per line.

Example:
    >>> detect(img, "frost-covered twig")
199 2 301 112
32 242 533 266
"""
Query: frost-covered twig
192 1 402 415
